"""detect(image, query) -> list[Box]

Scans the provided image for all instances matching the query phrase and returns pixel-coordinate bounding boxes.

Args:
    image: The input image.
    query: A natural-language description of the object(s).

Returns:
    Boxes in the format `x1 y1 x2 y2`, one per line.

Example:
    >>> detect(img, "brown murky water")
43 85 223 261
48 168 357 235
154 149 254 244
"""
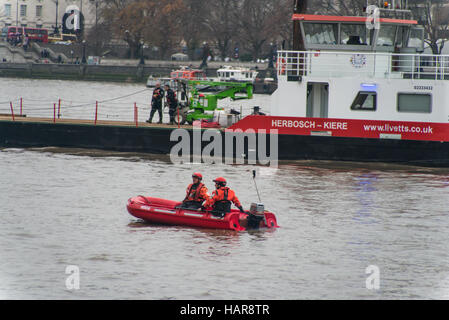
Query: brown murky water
1 147 449 299
1 79 449 299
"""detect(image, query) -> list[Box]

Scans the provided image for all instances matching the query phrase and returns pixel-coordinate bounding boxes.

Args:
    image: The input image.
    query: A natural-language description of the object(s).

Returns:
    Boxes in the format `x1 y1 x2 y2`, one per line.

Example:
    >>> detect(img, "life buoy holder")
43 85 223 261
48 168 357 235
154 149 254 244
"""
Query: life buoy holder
276 58 286 75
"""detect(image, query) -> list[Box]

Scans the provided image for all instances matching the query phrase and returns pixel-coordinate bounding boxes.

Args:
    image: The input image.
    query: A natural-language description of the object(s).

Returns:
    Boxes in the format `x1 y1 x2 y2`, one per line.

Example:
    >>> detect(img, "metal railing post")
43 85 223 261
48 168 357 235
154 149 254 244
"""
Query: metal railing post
276 50 449 81
10 102 15 121
95 101 98 125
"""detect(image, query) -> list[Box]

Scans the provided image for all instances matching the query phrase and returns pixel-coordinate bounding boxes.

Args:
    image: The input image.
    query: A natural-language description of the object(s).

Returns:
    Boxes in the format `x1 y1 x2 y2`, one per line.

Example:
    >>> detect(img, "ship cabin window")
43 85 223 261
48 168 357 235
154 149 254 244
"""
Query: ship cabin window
395 26 409 48
408 27 424 52
351 91 377 111
397 93 431 113
377 25 397 47
304 23 338 45
340 24 371 46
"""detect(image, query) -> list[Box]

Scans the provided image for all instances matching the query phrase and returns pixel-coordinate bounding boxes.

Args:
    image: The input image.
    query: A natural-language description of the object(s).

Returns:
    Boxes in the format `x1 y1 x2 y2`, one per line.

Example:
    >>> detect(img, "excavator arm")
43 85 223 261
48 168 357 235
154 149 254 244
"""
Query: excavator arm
175 80 254 125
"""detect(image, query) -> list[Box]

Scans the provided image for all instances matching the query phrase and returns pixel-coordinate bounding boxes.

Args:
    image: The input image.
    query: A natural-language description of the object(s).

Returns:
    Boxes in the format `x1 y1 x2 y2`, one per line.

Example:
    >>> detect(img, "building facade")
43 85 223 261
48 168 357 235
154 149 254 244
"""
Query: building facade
0 0 95 32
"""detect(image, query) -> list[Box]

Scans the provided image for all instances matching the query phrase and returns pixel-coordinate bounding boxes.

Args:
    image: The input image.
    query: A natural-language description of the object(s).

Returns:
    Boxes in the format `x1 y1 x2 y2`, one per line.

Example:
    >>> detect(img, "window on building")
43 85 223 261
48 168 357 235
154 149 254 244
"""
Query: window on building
36 5 43 17
397 93 431 113
5 4 12 17
351 91 377 111
20 5 27 17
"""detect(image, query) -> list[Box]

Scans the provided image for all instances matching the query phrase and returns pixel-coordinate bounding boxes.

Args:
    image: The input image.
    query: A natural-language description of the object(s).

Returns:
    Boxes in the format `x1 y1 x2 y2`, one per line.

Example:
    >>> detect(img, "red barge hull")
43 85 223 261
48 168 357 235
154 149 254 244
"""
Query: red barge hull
2 116 449 166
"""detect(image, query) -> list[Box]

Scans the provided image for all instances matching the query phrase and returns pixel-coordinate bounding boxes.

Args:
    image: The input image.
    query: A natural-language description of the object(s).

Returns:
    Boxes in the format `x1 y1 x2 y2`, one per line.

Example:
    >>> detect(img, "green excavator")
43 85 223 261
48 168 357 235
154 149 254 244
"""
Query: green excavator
174 80 254 125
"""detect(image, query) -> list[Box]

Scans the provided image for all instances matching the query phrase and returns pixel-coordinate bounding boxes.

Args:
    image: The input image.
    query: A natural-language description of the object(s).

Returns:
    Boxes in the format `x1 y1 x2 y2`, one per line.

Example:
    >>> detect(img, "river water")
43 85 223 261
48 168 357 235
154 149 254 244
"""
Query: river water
1 79 449 300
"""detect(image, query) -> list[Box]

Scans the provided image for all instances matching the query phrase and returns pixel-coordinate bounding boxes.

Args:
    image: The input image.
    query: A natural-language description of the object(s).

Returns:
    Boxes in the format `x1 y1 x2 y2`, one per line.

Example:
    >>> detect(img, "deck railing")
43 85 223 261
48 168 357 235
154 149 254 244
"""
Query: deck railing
277 50 449 80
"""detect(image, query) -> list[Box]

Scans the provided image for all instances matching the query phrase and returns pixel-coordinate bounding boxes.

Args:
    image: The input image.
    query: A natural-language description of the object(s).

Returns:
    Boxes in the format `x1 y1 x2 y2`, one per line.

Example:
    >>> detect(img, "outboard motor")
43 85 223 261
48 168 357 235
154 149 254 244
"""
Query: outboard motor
247 203 265 229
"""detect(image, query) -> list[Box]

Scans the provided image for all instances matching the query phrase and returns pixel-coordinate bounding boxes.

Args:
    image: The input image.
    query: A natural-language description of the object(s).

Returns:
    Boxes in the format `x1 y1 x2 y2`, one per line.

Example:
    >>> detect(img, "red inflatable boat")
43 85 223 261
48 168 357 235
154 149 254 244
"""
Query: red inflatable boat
126 196 279 231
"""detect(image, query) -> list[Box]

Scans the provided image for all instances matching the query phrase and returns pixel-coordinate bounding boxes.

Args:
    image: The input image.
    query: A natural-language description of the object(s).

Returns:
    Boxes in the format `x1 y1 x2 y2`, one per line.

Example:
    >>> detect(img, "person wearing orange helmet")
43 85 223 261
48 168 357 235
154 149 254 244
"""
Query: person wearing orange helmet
203 177 245 217
180 172 209 210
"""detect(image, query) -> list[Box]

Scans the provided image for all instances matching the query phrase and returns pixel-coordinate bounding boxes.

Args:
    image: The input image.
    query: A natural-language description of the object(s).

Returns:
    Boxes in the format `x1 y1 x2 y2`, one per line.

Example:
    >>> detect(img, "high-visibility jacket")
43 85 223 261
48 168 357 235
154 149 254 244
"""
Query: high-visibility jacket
152 87 164 104
165 88 178 109
184 183 209 203
204 187 241 213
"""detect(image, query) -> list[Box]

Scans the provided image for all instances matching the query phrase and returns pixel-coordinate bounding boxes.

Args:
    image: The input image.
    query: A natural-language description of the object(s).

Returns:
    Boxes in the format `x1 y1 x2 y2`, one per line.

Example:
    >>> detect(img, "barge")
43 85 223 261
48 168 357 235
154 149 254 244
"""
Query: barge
2 2 449 167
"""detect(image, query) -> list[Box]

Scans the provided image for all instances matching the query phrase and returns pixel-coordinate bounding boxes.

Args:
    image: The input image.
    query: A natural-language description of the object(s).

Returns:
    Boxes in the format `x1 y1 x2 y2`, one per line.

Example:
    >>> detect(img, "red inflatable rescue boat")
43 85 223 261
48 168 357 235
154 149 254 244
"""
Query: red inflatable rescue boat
126 196 279 231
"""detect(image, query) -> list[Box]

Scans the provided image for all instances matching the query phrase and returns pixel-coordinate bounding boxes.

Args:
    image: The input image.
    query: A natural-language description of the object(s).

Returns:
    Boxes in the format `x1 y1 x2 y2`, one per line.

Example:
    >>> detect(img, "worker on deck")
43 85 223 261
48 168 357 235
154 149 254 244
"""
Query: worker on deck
164 84 178 125
147 82 164 124
252 106 266 116
203 177 245 217
181 173 209 210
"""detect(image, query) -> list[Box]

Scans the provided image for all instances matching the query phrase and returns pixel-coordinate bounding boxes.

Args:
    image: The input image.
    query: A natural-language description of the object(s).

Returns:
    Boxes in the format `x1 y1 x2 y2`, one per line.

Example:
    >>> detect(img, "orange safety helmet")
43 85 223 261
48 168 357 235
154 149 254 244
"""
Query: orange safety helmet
192 172 203 180
213 177 227 186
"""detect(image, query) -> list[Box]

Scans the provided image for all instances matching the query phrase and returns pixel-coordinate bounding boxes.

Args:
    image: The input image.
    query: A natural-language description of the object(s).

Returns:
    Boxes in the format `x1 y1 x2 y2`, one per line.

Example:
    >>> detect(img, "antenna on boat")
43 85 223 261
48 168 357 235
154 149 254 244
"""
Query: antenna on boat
252 170 262 203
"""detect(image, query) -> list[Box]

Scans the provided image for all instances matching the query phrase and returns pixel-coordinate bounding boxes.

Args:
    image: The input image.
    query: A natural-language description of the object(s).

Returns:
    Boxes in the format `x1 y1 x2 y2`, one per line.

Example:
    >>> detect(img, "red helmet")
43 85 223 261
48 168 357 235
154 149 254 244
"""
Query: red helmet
192 172 203 180
213 177 227 186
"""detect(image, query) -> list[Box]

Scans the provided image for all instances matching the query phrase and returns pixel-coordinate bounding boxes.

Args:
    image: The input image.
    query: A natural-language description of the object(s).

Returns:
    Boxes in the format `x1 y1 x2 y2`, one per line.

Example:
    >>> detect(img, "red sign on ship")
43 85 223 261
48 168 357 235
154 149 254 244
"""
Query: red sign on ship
228 116 449 142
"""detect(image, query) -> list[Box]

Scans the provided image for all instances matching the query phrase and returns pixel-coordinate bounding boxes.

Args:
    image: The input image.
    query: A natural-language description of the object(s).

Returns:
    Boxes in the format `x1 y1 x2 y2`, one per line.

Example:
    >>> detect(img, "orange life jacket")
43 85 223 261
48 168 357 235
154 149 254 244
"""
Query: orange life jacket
184 183 208 202
205 187 241 212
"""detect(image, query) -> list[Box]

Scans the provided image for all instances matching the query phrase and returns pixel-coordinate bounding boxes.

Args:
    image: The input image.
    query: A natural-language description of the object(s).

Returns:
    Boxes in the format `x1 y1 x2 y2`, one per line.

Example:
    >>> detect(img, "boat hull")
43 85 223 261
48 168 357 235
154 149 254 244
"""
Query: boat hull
2 118 449 167
277 134 449 167
126 196 279 231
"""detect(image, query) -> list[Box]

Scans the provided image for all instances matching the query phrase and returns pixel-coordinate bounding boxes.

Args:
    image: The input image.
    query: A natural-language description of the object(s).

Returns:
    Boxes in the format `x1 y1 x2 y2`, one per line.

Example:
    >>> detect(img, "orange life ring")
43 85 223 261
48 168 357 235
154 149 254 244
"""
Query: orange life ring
276 58 286 75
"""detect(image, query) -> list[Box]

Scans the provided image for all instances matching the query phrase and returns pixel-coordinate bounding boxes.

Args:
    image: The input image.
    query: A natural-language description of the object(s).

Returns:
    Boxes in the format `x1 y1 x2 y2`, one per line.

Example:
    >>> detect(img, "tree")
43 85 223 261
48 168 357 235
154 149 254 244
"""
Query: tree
180 0 209 60
203 0 239 60
142 0 185 59
316 0 367 16
293 0 308 50
236 0 281 60
271 0 294 50
409 0 449 54
115 1 148 59
102 0 185 59
101 0 141 58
